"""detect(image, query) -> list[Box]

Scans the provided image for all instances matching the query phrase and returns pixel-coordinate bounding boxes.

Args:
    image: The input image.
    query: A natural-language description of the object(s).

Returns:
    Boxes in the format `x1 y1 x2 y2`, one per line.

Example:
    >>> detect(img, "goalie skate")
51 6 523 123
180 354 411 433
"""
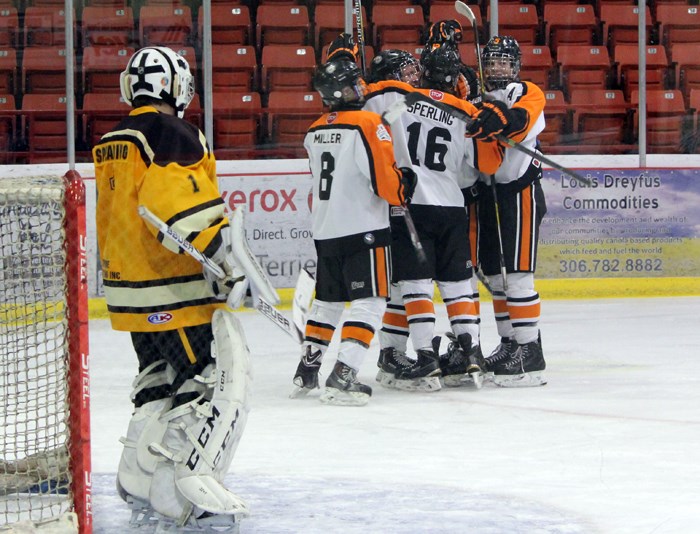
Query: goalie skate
155 510 242 533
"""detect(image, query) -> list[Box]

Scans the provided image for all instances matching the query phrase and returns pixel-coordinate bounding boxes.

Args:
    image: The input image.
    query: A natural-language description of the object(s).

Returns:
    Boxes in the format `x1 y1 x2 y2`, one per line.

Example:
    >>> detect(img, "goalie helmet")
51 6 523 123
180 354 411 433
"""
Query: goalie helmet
367 49 421 86
481 35 521 91
420 46 461 93
120 46 195 118
313 59 366 109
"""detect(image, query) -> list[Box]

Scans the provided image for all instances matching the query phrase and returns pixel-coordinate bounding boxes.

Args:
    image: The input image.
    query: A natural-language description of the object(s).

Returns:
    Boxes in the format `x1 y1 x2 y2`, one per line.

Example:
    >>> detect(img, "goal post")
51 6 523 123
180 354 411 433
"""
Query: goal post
0 172 92 534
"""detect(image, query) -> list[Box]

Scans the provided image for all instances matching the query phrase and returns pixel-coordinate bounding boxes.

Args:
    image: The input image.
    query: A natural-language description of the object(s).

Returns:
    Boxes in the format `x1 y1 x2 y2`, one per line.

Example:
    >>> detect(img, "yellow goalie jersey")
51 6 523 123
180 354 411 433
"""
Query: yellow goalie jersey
93 106 228 332
304 109 407 256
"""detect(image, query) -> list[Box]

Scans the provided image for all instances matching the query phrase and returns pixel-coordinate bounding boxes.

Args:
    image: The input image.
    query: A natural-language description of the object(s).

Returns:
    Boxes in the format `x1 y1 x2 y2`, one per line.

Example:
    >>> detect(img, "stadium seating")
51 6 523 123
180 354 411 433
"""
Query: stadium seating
0 46 16 95
81 46 133 94
314 4 367 51
265 90 324 156
520 45 554 89
256 4 310 49
22 46 76 94
81 92 130 149
544 4 599 49
570 89 631 150
600 4 652 49
556 45 612 97
198 5 251 46
614 44 671 99
371 5 425 50
0 6 18 48
538 89 570 149
655 4 700 47
21 93 69 163
212 44 258 92
486 4 540 45
0 92 14 160
212 91 262 158
670 43 700 103
139 5 192 47
260 45 316 94
81 6 134 47
631 89 688 153
24 6 74 47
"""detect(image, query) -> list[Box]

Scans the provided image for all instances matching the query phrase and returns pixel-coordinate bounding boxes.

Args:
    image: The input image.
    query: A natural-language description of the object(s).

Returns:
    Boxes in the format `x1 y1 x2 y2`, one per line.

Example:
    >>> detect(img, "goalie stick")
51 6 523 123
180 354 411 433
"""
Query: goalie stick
138 205 305 342
385 91 593 186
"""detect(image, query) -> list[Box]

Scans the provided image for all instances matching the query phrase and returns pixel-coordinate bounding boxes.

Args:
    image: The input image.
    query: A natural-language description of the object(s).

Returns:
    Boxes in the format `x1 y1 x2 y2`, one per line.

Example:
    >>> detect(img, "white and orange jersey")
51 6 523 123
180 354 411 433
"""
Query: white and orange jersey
304 108 406 253
487 81 546 184
364 80 502 208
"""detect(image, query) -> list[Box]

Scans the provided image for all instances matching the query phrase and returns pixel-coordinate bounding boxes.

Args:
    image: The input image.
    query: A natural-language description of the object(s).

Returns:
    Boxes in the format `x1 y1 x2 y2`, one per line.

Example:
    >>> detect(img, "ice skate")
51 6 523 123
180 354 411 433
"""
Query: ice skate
493 334 547 388
393 346 442 392
484 337 519 375
290 346 322 398
320 361 372 406
439 333 486 388
155 509 243 533
375 347 413 389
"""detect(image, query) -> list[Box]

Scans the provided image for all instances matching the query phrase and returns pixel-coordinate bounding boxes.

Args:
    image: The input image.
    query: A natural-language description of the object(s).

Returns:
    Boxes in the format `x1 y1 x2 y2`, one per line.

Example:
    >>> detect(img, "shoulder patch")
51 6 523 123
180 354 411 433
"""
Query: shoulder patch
429 89 445 101
376 123 392 142
326 112 338 124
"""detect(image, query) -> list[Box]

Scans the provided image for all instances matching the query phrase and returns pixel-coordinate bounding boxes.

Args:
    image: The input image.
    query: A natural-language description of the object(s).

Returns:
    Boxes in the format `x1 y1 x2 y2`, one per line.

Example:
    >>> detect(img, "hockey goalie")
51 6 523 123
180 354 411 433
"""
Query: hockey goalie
92 46 275 531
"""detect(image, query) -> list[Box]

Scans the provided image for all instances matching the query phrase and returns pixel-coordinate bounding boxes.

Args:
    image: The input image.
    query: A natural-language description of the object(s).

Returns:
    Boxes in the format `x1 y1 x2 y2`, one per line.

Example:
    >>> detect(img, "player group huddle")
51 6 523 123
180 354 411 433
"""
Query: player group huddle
91 17 548 532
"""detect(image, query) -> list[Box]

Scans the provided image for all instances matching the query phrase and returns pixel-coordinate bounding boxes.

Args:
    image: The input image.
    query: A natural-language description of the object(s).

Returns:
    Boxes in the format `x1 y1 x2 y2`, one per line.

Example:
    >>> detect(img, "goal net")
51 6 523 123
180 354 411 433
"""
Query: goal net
0 173 91 534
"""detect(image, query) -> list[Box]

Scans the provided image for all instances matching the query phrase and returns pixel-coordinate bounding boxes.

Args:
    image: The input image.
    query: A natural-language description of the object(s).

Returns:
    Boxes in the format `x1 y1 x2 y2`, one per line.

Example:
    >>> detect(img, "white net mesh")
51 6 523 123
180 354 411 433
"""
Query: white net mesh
0 176 74 528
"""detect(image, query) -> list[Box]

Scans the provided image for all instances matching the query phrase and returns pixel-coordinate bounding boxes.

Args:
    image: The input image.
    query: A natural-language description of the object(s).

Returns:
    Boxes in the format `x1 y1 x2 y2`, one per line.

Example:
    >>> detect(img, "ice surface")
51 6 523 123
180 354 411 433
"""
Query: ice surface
89 297 700 533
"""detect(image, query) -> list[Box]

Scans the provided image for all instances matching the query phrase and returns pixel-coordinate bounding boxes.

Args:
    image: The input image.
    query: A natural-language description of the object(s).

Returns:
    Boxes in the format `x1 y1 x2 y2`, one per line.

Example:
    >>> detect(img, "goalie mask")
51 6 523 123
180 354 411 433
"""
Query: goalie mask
120 46 195 118
367 49 422 87
481 35 521 91
420 46 461 93
313 59 366 109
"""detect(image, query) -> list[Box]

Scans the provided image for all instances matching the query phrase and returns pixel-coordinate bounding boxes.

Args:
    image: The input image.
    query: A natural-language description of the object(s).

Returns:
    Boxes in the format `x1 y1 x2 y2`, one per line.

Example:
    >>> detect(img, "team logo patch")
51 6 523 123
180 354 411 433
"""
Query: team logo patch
326 112 338 124
429 89 445 101
147 312 173 324
376 123 392 142
363 233 375 244
351 281 365 290
532 158 542 168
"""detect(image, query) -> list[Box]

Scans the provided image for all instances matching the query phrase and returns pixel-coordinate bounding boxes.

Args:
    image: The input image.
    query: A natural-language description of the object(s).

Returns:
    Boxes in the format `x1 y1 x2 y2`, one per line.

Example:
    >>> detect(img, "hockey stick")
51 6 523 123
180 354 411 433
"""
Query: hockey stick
454 1 486 95
137 206 302 342
396 91 592 186
354 0 366 74
380 105 428 265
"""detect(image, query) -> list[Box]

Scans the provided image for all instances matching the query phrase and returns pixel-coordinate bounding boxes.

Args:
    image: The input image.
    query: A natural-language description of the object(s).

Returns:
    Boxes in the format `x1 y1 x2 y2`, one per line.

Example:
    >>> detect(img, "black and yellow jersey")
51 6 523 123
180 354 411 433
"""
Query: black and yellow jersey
304 108 406 256
93 106 227 332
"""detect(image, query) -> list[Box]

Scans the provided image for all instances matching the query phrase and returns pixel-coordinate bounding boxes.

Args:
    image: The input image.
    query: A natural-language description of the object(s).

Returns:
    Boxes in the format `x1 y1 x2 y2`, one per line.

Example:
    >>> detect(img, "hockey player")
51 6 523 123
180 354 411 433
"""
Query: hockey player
366 48 422 86
290 58 416 406
464 36 548 387
363 45 502 392
93 46 260 530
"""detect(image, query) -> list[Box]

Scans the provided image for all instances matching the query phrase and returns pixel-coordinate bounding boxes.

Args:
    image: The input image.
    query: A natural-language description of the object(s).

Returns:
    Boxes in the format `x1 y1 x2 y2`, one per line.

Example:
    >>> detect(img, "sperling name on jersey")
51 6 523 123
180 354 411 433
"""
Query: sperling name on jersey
407 102 454 125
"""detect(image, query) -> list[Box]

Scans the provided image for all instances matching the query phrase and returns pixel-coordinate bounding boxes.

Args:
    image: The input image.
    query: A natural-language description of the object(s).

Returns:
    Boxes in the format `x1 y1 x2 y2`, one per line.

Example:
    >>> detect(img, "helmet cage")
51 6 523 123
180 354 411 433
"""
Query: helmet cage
369 50 422 86
120 46 195 118
481 36 521 90
313 59 366 107
420 47 461 92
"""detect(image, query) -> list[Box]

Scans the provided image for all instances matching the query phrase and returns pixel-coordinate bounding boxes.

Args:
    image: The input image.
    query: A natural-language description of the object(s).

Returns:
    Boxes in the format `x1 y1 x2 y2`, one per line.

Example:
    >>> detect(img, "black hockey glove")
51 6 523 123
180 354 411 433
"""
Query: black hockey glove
465 100 510 141
326 32 359 63
427 20 463 47
399 167 417 205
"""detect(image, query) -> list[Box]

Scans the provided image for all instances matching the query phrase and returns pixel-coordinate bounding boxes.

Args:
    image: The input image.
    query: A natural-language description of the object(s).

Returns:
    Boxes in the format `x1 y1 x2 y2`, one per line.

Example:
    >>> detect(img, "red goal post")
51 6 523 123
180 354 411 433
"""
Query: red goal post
0 172 91 533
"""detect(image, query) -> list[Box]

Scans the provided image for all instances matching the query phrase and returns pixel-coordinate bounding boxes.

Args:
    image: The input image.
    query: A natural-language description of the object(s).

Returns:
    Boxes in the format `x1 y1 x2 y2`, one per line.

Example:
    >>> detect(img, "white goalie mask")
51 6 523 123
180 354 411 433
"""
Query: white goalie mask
120 46 195 118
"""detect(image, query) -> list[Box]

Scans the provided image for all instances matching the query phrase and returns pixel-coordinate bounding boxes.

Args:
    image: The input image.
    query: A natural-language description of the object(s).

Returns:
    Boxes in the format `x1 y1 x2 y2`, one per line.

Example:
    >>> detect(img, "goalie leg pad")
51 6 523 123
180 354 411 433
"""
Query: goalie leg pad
228 206 280 305
150 310 252 518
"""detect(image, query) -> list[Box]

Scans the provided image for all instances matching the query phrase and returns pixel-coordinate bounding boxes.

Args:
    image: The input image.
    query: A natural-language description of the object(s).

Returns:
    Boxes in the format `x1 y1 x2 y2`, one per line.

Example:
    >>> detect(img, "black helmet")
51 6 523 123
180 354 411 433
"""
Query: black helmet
420 46 461 92
313 59 365 109
367 49 421 86
481 35 521 91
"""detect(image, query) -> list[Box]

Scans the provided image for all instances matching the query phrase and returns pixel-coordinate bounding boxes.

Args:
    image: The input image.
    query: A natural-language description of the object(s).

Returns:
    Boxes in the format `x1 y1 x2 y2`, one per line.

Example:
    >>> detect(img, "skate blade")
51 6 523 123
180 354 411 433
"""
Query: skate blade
376 370 400 389
441 374 466 387
320 387 370 406
392 376 442 392
494 370 547 388
469 370 484 389
289 385 316 399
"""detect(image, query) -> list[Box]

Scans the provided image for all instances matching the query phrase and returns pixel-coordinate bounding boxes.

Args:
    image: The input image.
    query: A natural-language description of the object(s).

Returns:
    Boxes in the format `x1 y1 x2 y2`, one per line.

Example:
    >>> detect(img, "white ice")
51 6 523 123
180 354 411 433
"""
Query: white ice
89 296 700 534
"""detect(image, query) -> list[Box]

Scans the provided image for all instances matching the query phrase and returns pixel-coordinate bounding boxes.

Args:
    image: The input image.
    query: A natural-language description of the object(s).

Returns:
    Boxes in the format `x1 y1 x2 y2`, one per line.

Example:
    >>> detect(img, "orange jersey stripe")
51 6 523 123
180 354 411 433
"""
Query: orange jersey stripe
519 185 534 271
